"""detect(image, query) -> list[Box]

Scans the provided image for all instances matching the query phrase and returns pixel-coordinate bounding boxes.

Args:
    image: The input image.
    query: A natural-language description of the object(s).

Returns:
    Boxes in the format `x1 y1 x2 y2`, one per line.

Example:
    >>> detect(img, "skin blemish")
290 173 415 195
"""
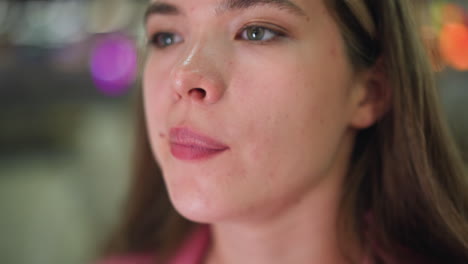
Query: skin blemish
159 132 166 138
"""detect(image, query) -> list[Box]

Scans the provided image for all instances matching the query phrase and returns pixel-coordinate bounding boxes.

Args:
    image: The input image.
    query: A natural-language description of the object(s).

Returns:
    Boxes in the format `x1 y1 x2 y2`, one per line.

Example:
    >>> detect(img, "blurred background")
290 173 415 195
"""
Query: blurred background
0 0 467 264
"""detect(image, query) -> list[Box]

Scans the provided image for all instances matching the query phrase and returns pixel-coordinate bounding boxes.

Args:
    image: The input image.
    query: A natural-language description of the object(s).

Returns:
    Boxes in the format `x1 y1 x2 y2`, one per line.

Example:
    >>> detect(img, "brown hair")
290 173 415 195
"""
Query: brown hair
330 0 468 262
103 1 468 263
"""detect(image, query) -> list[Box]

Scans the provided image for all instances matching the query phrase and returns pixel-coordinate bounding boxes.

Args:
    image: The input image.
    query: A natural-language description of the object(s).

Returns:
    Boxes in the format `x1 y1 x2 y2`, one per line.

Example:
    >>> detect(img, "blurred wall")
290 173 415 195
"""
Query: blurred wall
0 0 145 263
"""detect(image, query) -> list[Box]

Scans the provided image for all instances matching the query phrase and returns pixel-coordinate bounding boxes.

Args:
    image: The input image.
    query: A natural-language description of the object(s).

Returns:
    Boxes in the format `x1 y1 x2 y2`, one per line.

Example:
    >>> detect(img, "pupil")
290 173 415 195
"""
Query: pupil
163 35 173 45
157 34 173 47
249 27 264 40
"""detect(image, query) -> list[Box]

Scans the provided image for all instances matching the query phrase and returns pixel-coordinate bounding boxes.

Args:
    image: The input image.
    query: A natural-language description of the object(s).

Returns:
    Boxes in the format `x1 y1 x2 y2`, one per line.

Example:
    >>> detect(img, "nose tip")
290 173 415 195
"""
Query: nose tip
172 67 226 105
171 49 226 104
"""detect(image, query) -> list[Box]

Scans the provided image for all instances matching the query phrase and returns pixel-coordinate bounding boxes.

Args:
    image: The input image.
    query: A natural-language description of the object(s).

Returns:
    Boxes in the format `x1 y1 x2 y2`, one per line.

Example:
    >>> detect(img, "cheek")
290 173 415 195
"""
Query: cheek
142 57 174 161
236 54 350 141
143 57 168 114
229 47 353 201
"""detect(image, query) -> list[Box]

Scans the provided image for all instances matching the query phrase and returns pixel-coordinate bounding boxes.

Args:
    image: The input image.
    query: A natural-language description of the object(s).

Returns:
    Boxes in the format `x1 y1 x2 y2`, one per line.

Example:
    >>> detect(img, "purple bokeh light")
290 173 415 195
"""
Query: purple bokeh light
90 34 137 96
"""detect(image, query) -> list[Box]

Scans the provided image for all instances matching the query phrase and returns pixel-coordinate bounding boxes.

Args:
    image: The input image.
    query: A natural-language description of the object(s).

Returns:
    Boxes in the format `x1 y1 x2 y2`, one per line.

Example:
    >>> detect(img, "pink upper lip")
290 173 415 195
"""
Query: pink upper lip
169 127 229 150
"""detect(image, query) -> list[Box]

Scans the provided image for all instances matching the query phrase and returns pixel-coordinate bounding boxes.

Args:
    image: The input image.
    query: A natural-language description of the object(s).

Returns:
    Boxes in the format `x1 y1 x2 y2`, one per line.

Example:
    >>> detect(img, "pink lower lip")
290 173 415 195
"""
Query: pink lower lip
170 143 227 160
169 127 229 161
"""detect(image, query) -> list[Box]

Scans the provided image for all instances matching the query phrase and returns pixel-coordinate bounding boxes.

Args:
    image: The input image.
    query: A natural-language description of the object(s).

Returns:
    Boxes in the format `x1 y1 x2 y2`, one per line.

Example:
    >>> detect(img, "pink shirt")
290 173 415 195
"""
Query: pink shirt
97 225 416 264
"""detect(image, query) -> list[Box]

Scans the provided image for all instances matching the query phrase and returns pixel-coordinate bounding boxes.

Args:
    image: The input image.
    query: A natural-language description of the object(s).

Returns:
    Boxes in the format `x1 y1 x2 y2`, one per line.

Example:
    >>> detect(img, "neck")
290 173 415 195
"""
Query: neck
203 134 364 264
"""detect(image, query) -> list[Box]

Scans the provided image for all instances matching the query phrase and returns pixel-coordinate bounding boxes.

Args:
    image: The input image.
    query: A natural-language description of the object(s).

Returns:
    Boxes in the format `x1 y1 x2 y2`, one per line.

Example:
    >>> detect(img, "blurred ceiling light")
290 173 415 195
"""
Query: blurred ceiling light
10 1 48 46
10 1 86 47
89 34 137 96
87 0 134 34
43 1 87 46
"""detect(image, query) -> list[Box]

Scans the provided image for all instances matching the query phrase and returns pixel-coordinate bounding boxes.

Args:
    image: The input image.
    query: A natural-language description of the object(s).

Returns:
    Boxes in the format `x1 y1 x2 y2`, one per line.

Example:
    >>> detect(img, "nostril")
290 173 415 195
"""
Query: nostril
189 88 207 100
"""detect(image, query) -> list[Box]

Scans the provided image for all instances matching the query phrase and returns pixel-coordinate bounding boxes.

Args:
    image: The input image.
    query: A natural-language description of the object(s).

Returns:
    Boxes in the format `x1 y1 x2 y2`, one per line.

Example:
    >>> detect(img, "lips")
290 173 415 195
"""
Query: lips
169 127 229 160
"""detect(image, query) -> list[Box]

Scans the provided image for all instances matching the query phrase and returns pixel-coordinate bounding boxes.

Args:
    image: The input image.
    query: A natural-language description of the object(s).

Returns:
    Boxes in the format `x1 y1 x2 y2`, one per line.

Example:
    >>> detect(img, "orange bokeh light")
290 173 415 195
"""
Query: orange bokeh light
439 23 468 70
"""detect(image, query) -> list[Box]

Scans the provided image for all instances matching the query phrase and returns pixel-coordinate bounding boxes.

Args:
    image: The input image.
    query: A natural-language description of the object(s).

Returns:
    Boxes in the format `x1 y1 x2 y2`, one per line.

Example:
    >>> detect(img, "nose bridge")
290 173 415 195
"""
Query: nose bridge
184 33 222 71
171 32 228 104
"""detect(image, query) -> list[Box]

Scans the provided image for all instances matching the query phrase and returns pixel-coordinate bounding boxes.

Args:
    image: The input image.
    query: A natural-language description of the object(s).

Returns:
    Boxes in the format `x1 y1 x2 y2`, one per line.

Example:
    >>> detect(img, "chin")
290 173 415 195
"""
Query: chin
170 194 226 224
167 184 246 224
161 162 246 223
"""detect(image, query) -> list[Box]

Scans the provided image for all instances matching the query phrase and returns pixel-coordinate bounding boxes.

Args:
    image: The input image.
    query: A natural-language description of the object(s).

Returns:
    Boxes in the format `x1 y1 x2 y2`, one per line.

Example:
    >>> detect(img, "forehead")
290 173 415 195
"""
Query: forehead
145 0 325 20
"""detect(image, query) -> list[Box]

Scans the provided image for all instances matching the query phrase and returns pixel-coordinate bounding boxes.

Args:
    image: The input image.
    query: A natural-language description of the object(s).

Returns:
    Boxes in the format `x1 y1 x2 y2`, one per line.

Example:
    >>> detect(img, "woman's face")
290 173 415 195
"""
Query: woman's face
143 0 369 222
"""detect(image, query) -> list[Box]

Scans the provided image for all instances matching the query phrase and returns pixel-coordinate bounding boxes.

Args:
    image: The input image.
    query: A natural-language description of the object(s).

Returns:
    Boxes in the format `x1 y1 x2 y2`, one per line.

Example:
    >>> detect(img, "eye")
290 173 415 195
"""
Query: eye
149 32 183 48
239 25 284 42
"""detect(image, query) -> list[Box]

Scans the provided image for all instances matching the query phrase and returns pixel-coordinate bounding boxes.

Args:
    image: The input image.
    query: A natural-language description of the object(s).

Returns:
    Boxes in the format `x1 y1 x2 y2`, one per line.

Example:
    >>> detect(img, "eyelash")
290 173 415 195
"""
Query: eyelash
148 25 286 49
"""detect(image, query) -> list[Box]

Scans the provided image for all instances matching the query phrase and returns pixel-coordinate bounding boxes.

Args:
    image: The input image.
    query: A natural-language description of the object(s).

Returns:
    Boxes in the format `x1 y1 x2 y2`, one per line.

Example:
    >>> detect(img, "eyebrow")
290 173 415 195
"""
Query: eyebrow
144 0 308 22
144 1 180 20
217 0 307 17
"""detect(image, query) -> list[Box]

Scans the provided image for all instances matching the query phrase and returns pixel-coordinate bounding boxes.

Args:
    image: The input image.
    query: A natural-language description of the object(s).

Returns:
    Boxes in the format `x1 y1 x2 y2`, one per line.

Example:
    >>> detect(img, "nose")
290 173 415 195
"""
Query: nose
171 43 228 105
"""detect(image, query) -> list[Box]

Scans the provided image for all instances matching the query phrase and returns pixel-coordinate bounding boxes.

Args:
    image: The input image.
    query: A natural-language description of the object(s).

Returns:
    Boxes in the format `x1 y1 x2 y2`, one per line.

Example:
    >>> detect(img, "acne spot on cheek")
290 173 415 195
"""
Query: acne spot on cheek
159 132 165 138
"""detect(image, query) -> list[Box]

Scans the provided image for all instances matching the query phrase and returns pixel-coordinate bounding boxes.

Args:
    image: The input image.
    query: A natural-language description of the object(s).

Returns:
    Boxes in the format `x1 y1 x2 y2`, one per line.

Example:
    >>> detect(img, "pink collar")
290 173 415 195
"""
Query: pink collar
99 224 382 264
168 225 211 264
169 225 376 264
